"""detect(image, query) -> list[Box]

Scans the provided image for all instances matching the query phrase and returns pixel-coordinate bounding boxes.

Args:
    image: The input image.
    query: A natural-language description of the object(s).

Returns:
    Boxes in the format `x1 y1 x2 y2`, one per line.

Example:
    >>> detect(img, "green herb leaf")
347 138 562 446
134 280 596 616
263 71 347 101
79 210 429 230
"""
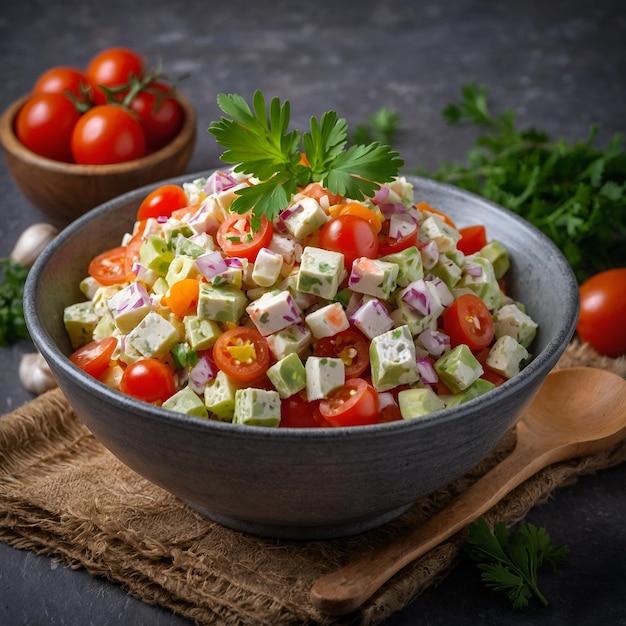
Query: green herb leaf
0 258 30 346
463 518 568 610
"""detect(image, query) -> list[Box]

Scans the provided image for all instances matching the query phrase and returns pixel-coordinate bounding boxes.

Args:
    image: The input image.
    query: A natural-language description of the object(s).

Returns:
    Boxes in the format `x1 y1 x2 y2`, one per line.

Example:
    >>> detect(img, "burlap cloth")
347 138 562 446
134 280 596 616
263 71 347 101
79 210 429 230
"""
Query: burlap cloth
1 338 625 625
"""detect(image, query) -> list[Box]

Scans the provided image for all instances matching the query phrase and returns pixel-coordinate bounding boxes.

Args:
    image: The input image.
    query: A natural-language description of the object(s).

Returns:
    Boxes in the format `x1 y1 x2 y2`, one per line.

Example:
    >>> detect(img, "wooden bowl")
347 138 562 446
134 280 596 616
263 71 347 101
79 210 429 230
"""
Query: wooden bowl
0 93 196 227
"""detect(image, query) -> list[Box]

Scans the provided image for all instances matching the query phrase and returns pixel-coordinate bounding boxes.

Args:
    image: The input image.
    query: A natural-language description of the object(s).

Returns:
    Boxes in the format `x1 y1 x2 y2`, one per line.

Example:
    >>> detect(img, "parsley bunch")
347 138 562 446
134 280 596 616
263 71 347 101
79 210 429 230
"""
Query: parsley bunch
0 258 30 346
420 82 626 283
464 518 568 610
208 90 403 229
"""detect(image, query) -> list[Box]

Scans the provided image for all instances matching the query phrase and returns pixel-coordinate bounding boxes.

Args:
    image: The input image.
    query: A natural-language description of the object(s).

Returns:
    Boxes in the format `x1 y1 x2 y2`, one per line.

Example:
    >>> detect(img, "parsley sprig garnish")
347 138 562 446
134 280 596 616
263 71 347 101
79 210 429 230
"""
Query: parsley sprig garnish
463 518 568 610
208 90 403 229
0 258 30 346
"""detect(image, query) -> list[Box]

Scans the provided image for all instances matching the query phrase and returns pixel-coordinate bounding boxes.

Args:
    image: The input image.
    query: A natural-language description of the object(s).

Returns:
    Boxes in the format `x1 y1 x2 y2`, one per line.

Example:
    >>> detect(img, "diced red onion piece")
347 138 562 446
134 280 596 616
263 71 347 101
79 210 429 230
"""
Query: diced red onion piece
465 263 483 277
389 213 418 240
401 279 432 316
416 357 439 385
195 251 228 279
420 240 439 269
188 354 217 394
372 186 390 204
418 328 451 357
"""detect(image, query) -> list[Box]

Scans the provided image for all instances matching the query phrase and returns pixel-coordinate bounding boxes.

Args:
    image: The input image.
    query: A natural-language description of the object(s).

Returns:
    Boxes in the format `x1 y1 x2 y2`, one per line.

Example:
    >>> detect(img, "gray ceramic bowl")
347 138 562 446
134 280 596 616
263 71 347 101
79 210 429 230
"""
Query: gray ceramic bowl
24 173 579 540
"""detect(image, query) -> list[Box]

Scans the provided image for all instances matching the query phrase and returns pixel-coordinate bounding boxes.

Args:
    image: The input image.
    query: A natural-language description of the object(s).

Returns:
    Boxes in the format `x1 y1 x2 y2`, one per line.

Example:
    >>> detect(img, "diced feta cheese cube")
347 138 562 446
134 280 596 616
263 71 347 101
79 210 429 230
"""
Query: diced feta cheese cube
106 282 152 333
348 257 399 300
246 290 302 336
266 324 312 360
419 215 461 252
251 247 283 287
369 325 420 391
188 195 227 235
197 284 248 323
127 311 179 358
280 197 329 239
279 268 320 311
349 297 394 339
493 303 538 348
297 246 344 300
204 370 240 421
305 302 350 339
233 388 281 427
63 301 99 349
305 356 345 401
268 231 300 267
486 335 530 379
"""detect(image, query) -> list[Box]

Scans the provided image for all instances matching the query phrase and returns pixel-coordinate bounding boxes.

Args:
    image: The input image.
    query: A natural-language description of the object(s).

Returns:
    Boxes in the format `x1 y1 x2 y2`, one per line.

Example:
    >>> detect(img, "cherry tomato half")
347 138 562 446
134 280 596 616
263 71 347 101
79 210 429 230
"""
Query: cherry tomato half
213 327 271 382
216 213 273 262
319 378 379 427
32 66 91 102
71 104 146 164
318 214 379 268
279 391 322 428
120 358 177 404
457 225 488 255
88 246 129 285
70 336 118 379
314 328 370 378
576 268 626 357
377 217 419 257
136 184 189 221
300 182 344 206
15 93 81 162
443 293 495 351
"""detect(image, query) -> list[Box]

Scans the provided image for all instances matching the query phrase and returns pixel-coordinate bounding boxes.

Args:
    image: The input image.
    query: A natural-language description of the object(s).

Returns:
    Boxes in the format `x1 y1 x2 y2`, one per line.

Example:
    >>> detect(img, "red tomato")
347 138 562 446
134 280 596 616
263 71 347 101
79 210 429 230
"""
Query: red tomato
32 66 90 102
213 327 271 382
318 214 379 268
280 391 322 428
71 104 146 164
476 348 508 386
120 358 177 404
128 82 184 152
70 336 118 379
377 218 419 257
216 213 273 262
314 328 370 378
443 293 495 351
300 182 344 206
319 378 380 427
15 93 81 162
457 225 488 255
88 246 129 285
123 225 146 278
137 184 188 221
576 268 626 357
87 47 144 104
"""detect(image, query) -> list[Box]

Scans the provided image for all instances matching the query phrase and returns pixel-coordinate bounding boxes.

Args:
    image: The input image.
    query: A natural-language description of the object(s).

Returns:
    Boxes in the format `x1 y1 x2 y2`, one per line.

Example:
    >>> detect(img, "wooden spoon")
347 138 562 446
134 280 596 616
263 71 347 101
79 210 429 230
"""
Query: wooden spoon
310 367 626 616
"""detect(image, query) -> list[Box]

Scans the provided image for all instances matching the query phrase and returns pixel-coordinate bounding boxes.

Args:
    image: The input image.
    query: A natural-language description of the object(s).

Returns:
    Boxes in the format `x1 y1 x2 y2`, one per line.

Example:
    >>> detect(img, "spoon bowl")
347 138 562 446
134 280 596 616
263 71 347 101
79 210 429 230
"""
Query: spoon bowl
310 367 626 616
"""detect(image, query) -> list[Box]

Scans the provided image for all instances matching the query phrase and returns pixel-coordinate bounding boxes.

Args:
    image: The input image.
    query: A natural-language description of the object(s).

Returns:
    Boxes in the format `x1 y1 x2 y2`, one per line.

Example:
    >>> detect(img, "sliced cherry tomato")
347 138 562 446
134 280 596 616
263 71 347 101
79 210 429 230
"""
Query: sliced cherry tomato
120 358 177 404
576 268 626 357
314 328 370 378
443 293 495 351
213 327 271 382
280 391 322 428
318 214 379 268
15 93 81 162
457 225 488 255
164 278 200 318
216 213 273 262
136 184 189 221
123 223 147 278
88 246 129 285
128 82 184 152
377 217 419 256
415 202 456 229
32 66 91 102
319 378 380 427
87 47 144 104
300 181 344 206
71 104 146 165
70 336 118 379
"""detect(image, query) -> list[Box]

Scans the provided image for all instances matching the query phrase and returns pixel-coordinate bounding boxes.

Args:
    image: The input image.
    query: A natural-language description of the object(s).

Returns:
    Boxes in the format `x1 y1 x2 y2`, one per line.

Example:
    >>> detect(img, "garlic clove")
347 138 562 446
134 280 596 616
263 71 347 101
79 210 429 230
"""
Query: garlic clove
19 352 58 395
10 223 59 268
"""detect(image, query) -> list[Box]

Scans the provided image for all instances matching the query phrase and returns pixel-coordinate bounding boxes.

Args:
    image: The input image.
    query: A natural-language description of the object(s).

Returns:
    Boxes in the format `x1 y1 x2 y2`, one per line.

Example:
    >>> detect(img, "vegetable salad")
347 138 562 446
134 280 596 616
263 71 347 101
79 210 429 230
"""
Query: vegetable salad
64 171 538 427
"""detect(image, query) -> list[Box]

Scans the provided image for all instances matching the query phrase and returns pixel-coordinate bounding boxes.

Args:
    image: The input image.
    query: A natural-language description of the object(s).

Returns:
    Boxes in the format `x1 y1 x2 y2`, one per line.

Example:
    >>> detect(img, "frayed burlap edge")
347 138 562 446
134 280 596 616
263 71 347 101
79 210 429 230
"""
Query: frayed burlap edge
0 339 624 626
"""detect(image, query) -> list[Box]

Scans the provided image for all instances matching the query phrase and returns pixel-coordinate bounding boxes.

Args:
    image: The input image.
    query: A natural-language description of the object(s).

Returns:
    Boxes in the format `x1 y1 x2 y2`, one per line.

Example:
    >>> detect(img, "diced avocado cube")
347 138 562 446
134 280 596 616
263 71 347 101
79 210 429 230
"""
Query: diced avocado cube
197 283 248 323
305 356 345 401
479 240 510 279
348 257 399 300
162 386 208 418
486 335 530 379
183 315 222 350
493 303 538 349
165 255 199 286
398 387 446 419
369 325 420 392
92 310 116 342
162 219 194 243
297 246 344 300
174 236 207 259
139 235 174 276
435 344 483 393
266 352 307 399
152 277 169 295
233 388 281 427
442 378 496 407
380 246 424 287
127 311 179 358
429 257 463 290
204 370 240 421
63 301 99 349
459 254 502 311
266 324 312 360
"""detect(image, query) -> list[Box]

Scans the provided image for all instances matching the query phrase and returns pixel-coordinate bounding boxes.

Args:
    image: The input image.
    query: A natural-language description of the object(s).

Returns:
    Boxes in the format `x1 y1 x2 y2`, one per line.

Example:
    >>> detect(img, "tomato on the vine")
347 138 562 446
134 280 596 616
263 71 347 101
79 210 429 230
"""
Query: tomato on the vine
70 336 118 379
128 81 184 152
576 268 626 358
136 184 188 221
216 213 273 262
318 214 379 268
443 293 495 351
319 378 379 427
71 104 146 164
213 327 271 382
120 358 177 404
32 66 91 102
86 47 144 103
15 93 81 162
314 328 370 378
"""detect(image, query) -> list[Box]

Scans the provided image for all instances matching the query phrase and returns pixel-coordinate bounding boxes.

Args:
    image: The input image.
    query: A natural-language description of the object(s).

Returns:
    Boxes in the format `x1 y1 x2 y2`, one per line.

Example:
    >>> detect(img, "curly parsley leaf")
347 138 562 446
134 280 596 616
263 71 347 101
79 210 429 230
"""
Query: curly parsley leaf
208 90 403 228
0 258 30 346
463 518 568 610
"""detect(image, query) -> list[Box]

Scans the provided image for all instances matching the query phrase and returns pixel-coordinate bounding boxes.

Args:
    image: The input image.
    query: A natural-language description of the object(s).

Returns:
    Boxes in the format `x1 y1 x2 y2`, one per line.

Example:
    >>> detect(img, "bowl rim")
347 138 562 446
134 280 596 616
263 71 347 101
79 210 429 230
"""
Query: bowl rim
0 91 196 173
24 172 580 441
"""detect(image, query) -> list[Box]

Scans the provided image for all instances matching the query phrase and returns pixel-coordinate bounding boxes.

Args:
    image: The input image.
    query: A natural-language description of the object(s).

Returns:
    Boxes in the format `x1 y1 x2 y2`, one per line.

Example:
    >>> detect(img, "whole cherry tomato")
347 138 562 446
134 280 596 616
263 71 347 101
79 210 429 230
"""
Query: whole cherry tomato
32 66 91 102
120 358 177 404
318 214 379 268
136 184 189 221
15 93 81 162
87 47 144 103
71 104 146 164
576 268 626 357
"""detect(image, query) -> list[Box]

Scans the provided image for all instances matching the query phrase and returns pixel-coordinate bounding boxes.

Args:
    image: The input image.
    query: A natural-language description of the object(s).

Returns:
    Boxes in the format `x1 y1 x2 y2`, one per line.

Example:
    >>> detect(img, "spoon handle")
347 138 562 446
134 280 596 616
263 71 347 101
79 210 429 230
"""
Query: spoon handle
310 436 553 616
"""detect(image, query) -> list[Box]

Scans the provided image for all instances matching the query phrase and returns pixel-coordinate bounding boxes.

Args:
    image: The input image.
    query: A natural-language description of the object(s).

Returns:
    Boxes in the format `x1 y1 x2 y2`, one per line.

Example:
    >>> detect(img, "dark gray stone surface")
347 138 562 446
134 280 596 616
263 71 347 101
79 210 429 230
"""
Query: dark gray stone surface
1 1 625 624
